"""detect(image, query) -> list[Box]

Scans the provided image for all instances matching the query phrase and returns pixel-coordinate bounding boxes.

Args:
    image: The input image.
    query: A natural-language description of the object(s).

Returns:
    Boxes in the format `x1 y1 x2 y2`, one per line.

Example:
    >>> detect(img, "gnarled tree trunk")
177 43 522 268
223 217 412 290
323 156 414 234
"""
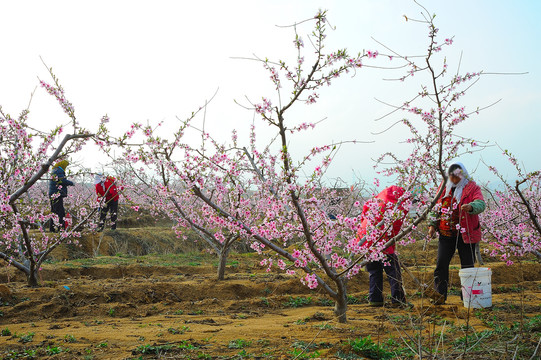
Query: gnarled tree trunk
217 246 231 281
26 268 39 288
333 278 348 323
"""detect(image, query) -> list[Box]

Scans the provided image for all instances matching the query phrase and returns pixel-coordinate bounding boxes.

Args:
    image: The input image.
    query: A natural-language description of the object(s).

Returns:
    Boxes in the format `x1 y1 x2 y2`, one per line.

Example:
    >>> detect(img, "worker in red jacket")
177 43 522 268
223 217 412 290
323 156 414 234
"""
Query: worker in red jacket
357 185 410 307
94 174 120 231
427 162 486 304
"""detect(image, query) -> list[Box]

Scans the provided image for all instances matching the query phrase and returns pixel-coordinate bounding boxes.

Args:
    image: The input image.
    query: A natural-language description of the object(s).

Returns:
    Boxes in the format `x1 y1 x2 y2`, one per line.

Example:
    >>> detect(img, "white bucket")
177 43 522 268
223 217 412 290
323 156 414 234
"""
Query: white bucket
458 267 492 309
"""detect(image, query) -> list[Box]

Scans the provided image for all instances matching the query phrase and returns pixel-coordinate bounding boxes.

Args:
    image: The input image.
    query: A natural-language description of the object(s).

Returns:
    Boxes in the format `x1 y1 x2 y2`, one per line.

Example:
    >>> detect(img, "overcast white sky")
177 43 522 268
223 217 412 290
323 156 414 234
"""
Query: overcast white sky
1 0 539 186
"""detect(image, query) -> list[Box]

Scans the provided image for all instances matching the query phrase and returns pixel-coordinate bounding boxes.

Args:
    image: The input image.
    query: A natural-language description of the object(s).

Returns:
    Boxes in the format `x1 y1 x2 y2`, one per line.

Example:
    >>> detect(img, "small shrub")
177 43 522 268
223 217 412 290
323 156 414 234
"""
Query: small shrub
1 328 11 336
453 330 494 349
318 297 333 307
24 349 37 357
228 339 252 349
46 346 62 355
284 296 312 308
288 348 320 359
64 334 77 343
349 336 393 360
135 344 173 355
292 340 317 351
178 341 198 350
168 326 190 334
526 315 541 331
18 332 35 343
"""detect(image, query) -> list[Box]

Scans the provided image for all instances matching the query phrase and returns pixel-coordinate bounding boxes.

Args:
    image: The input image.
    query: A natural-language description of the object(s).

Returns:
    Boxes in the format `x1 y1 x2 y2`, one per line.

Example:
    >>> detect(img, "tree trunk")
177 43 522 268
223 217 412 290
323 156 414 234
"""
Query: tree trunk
217 246 230 281
27 267 39 287
334 279 348 323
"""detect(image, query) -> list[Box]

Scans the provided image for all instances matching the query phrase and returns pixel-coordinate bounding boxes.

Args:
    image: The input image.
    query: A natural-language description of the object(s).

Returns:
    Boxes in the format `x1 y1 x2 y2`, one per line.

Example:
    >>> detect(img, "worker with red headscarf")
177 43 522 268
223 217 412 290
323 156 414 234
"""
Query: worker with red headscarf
94 174 120 231
357 185 410 307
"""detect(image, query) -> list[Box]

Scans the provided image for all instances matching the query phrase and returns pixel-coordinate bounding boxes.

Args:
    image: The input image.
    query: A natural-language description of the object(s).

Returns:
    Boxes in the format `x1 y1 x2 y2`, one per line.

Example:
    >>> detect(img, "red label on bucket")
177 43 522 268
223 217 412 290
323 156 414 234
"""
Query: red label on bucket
472 289 484 295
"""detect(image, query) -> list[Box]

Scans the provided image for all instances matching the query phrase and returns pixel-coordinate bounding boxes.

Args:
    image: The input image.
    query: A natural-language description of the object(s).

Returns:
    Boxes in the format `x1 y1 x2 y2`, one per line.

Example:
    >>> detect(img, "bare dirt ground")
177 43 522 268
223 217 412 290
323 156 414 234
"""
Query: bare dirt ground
0 229 540 359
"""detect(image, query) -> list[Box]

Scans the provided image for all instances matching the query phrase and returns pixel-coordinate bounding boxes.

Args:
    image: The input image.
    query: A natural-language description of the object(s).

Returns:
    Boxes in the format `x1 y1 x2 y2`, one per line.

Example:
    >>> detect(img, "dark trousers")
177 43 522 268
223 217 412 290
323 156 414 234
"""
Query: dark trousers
434 234 476 299
366 253 406 304
49 197 66 232
99 200 118 230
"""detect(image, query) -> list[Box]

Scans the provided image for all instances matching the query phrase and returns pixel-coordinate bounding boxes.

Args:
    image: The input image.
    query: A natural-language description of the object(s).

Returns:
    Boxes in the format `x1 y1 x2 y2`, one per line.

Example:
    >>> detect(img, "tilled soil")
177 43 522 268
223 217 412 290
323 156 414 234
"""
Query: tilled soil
0 240 540 359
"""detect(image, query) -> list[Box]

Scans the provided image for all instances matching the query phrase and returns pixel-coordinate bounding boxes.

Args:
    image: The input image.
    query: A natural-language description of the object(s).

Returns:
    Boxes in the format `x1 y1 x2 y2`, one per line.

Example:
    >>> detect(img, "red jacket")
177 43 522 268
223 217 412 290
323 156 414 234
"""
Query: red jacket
96 177 120 202
357 186 408 255
436 181 484 244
